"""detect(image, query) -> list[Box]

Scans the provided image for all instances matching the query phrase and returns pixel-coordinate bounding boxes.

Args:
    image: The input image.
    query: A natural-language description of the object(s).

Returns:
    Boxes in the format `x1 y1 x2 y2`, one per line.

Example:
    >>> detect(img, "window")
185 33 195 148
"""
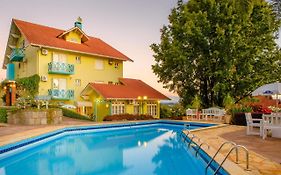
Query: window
75 56 81 64
114 63 119 69
112 102 125 115
95 59 104 70
108 81 113 84
75 79 81 86
134 102 141 115
70 38 79 43
147 102 157 116
53 53 67 63
18 63 21 69
52 78 66 90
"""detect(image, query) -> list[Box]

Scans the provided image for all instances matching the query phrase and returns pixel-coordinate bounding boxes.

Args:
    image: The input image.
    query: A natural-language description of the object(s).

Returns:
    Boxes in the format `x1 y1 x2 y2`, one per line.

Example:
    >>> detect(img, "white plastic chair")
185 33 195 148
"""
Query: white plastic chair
245 113 263 136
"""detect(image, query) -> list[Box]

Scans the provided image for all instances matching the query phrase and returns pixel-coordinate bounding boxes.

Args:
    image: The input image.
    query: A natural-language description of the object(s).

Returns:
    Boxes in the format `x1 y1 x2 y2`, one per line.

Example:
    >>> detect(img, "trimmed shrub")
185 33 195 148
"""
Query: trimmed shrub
60 108 93 121
0 108 7 123
103 114 154 121
170 116 183 120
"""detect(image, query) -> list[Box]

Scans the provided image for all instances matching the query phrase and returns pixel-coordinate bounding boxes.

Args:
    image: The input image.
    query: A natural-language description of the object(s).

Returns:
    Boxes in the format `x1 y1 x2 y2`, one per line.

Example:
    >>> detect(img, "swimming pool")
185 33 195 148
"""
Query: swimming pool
0 121 228 175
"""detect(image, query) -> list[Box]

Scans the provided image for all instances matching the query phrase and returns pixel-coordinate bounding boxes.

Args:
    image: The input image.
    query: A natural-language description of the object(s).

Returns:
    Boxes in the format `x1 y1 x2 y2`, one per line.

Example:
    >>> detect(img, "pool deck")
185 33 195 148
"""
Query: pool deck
0 118 281 174
184 122 281 175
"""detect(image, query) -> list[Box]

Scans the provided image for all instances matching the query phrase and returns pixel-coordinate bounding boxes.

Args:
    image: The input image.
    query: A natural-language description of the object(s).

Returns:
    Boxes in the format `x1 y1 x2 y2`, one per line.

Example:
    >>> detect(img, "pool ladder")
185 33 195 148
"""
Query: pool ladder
180 131 250 175
180 130 210 155
205 141 250 175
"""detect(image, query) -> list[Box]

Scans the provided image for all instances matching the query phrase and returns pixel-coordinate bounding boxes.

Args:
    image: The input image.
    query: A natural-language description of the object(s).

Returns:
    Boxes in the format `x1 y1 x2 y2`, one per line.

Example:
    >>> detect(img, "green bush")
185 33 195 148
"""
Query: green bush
160 105 172 118
160 104 185 119
0 108 7 123
230 106 252 114
171 104 186 117
60 108 93 121
229 106 252 125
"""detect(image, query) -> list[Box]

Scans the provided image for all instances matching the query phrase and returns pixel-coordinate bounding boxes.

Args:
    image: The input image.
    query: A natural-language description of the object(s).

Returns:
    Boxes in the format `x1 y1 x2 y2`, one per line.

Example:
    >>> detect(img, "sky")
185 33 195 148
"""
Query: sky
0 0 178 97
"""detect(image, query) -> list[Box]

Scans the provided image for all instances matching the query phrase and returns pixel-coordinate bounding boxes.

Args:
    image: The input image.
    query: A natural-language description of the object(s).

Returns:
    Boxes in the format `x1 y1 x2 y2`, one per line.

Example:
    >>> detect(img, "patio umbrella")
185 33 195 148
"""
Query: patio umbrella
252 82 281 107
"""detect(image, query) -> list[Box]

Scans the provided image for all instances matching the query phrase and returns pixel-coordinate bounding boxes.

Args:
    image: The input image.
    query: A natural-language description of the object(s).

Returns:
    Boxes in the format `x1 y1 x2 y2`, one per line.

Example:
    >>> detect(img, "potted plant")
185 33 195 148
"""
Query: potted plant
223 94 235 124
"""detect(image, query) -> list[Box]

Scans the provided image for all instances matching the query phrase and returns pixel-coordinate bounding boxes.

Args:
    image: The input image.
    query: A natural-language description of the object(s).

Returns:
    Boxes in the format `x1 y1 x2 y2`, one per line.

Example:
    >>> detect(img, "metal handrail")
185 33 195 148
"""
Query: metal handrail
188 135 201 147
205 141 237 174
183 133 193 142
213 145 250 175
195 142 210 156
180 130 190 138
184 123 191 130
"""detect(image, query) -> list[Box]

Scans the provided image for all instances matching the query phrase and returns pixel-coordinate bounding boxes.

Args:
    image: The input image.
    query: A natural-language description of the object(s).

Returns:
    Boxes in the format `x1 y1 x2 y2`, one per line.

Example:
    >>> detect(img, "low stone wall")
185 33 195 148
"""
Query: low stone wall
8 109 63 125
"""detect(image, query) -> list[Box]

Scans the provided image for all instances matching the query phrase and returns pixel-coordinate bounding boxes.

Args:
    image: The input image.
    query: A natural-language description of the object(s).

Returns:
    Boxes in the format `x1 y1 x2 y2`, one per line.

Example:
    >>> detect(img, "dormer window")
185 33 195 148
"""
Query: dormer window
57 17 89 44
70 38 79 43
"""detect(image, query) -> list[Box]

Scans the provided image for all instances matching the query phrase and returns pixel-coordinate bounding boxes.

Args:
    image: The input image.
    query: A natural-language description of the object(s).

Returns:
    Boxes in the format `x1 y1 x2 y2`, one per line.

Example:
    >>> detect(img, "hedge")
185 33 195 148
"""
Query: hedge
103 114 155 121
60 108 93 121
0 108 7 123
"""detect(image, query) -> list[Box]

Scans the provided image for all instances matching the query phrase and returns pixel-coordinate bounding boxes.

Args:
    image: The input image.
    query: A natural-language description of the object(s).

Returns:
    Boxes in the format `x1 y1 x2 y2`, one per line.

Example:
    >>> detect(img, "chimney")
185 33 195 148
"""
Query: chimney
74 17 82 30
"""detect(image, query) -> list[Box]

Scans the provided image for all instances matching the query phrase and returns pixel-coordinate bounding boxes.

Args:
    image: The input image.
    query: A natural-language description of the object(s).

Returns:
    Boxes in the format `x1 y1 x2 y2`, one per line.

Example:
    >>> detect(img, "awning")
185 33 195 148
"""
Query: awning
75 101 92 107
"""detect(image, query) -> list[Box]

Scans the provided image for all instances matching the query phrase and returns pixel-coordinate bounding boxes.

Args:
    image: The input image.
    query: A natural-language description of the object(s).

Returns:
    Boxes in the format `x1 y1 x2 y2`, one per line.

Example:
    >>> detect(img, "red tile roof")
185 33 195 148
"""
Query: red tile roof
13 19 132 61
88 78 169 100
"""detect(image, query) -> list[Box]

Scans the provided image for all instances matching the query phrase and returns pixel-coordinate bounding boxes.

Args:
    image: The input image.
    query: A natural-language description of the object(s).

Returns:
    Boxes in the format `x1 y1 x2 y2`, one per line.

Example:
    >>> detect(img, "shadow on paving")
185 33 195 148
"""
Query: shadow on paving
220 127 281 164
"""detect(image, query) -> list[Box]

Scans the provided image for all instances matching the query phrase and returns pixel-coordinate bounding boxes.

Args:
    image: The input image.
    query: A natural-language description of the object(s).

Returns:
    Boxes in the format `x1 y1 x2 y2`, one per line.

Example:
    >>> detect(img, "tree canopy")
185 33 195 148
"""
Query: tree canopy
151 0 281 107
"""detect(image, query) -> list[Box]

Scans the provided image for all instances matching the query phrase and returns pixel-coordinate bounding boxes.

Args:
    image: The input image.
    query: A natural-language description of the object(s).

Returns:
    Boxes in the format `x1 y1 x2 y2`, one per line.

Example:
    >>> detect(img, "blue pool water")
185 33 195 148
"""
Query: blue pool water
0 121 227 175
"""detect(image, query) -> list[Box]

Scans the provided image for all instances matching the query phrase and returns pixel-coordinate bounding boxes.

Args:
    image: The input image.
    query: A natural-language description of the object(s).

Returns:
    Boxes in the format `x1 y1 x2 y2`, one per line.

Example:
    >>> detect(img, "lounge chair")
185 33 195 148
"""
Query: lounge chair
245 113 263 136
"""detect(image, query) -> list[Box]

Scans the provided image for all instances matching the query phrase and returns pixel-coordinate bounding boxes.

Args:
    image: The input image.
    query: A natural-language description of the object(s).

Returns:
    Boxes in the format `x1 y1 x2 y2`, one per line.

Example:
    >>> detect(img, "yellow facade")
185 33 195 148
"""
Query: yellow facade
37 47 123 102
88 91 160 121
6 20 163 121
65 31 82 44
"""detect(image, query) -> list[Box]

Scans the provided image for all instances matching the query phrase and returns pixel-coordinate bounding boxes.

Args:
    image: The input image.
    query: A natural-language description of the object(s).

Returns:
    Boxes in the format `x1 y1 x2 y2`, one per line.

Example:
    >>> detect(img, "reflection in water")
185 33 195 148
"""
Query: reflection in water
0 125 221 175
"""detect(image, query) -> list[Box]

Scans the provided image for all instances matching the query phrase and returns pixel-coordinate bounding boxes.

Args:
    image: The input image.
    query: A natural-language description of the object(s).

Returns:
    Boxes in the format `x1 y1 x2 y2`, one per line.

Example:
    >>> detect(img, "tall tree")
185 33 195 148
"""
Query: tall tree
151 0 281 107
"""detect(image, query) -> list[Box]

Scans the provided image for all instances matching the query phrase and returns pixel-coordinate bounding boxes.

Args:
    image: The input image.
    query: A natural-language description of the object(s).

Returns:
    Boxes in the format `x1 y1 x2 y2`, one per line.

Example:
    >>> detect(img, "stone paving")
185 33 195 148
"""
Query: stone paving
0 118 281 174
189 124 281 175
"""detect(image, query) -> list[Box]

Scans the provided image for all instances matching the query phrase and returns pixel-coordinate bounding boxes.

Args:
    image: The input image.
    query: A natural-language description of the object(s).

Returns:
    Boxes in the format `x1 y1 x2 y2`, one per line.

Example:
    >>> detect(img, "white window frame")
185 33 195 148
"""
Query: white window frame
75 79 81 86
95 59 104 70
76 56 81 64
70 38 79 43
147 102 157 116
52 78 67 90
134 102 141 115
53 53 67 63
112 102 125 115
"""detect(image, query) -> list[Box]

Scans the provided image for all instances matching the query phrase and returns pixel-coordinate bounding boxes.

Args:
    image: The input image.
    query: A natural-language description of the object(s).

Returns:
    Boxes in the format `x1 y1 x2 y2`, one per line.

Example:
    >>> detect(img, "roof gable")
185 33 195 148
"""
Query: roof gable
57 26 89 43
82 78 169 100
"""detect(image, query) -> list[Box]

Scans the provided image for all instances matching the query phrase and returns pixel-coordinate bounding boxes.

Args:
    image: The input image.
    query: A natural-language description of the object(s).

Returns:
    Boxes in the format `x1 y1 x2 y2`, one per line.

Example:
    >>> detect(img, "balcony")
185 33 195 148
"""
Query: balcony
48 62 74 75
48 89 74 100
10 48 24 62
